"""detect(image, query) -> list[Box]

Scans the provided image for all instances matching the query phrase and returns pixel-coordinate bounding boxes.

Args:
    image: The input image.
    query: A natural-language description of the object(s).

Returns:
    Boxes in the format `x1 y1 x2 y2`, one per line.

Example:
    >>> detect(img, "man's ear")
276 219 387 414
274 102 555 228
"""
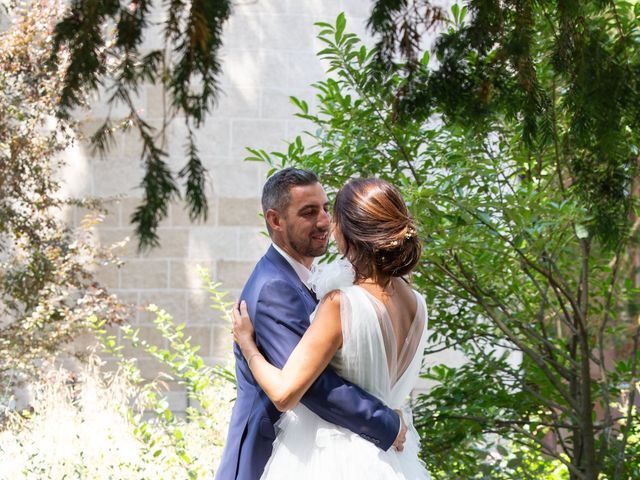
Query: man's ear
265 209 282 232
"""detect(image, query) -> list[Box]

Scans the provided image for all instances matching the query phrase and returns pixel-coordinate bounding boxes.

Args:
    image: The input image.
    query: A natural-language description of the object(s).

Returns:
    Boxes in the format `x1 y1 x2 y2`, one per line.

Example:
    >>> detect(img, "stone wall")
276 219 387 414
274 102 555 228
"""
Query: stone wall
62 1 378 413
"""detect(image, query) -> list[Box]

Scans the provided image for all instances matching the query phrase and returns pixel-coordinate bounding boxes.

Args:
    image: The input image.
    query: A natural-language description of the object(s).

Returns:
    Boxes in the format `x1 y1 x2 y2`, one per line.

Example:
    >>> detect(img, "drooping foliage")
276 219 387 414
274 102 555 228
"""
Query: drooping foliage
50 0 233 249
50 1 639 256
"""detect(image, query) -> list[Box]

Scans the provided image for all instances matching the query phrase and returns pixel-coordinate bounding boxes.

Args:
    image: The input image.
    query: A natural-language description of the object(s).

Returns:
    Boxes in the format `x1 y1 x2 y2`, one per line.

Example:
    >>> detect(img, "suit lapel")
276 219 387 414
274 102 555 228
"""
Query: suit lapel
265 246 318 309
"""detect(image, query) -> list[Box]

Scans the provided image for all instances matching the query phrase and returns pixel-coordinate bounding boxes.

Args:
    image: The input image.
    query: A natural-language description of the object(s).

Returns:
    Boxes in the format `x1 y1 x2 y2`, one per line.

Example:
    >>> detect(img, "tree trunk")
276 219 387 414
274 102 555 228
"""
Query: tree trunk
579 337 597 480
579 239 598 480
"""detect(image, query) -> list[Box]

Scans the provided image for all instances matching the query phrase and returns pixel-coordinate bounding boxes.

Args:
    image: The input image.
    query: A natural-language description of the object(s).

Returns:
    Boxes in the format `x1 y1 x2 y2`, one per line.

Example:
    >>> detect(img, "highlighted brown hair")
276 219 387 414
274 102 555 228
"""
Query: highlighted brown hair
333 178 421 286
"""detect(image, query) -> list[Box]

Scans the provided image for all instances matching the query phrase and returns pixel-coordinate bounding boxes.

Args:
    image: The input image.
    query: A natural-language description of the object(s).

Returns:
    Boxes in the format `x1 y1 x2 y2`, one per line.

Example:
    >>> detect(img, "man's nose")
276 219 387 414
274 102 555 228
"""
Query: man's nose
317 209 331 229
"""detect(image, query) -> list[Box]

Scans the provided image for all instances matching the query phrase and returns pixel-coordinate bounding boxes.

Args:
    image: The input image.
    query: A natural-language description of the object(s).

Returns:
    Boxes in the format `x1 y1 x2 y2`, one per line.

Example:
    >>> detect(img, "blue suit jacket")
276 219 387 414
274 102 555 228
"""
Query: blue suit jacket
215 246 400 480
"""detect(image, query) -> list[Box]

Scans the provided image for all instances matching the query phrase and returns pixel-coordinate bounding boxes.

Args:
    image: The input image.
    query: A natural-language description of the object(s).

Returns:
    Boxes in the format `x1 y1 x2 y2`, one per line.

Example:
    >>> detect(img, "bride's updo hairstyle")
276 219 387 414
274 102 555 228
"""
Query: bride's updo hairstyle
333 178 421 286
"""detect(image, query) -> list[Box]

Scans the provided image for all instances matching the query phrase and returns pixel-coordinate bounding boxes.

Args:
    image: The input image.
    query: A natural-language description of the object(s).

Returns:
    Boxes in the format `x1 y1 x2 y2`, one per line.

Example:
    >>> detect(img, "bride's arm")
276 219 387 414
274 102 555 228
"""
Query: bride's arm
233 292 342 412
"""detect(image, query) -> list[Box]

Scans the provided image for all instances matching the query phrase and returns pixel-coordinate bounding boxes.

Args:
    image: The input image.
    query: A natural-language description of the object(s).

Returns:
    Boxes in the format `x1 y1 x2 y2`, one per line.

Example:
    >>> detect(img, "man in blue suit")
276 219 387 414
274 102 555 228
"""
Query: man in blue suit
216 168 406 480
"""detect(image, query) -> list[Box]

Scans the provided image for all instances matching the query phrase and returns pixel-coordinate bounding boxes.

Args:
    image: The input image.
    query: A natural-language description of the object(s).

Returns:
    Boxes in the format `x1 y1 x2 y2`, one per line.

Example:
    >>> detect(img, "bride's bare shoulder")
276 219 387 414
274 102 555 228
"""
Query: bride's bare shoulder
320 289 342 305
393 277 418 310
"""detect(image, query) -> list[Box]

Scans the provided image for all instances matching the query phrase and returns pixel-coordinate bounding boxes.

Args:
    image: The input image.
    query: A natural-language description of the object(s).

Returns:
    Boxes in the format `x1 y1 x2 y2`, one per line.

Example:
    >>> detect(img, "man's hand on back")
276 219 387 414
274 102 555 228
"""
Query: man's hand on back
392 410 407 452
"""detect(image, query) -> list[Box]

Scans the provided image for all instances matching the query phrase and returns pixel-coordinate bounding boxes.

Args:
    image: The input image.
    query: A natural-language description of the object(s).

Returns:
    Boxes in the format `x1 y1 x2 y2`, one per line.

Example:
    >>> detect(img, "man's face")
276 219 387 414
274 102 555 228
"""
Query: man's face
275 182 331 264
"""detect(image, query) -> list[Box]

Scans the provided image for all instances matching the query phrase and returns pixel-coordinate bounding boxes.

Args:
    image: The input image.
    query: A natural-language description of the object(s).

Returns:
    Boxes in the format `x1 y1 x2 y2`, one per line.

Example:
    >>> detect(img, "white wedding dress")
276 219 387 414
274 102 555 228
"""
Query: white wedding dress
260 261 432 479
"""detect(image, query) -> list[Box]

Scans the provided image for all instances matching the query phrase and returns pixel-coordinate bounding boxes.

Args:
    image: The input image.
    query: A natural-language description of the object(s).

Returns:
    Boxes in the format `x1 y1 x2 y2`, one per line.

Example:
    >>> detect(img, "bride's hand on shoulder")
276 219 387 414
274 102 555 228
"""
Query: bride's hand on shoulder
232 300 255 349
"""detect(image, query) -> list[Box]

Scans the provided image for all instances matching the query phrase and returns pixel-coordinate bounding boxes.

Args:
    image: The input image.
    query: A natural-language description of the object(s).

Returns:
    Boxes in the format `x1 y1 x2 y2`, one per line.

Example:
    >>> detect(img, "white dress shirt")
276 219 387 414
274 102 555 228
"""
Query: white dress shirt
271 243 313 289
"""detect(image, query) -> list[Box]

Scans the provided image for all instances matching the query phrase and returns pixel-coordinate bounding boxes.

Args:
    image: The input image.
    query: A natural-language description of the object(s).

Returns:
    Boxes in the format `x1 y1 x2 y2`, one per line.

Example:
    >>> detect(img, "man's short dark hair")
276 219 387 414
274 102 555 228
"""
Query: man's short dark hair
261 167 319 215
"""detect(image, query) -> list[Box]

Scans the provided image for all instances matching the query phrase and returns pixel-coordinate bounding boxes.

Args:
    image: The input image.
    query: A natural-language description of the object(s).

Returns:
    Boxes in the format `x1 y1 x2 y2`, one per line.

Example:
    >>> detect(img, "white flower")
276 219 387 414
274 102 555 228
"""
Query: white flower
309 257 355 299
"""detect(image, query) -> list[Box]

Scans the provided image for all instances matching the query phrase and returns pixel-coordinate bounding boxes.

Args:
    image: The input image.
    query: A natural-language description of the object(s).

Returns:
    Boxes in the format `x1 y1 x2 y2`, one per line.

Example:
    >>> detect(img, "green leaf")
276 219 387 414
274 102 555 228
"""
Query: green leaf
451 3 460 23
290 96 309 114
460 5 468 24
335 13 346 42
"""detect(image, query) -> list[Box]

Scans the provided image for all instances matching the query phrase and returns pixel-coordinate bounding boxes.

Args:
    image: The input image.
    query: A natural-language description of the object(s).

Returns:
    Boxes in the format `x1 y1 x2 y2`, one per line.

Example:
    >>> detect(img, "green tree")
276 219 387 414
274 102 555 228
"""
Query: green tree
247 12 640 480
368 1 640 247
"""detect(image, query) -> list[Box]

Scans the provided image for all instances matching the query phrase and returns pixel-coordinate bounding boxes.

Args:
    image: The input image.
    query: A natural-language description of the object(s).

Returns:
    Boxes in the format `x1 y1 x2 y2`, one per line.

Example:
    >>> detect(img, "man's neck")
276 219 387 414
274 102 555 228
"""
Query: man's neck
272 241 313 269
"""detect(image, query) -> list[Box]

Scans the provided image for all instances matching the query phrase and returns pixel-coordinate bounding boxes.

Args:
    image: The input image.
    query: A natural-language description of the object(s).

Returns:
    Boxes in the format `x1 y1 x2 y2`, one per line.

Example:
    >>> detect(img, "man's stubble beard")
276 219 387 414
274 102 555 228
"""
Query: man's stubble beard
287 224 329 259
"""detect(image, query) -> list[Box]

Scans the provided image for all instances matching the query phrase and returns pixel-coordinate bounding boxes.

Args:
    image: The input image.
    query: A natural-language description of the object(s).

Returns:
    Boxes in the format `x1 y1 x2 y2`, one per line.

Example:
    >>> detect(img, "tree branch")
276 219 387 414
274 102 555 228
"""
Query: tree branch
434 260 581 412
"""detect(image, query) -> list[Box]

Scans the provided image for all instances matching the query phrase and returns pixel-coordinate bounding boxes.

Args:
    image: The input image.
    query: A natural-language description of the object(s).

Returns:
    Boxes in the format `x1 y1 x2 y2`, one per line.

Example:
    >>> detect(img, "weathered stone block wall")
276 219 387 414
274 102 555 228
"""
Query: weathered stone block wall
63 0 377 413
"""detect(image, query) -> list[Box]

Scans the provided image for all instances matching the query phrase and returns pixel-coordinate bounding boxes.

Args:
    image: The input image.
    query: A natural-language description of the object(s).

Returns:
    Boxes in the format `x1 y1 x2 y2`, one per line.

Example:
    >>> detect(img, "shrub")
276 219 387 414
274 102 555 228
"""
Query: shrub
0 275 236 479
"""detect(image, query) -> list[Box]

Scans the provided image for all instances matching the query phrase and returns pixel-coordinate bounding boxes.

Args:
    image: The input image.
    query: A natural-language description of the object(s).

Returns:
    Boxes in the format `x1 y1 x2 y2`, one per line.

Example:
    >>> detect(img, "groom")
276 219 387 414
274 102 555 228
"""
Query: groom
216 168 406 480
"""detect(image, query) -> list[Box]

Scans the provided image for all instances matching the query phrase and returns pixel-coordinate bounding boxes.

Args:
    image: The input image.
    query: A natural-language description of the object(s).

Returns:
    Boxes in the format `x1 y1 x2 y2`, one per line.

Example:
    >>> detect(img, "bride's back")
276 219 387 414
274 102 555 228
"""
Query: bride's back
330 279 428 409
324 177 427 407
358 277 418 358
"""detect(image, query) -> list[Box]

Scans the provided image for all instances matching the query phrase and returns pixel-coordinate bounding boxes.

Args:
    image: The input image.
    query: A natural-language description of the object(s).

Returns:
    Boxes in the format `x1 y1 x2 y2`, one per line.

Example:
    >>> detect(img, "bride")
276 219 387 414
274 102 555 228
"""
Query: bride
232 177 431 479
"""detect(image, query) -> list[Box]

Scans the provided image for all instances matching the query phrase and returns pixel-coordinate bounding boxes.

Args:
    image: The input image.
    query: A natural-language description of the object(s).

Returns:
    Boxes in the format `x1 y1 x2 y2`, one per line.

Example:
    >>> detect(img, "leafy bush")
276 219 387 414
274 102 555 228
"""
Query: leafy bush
0 5 237 477
0 275 235 479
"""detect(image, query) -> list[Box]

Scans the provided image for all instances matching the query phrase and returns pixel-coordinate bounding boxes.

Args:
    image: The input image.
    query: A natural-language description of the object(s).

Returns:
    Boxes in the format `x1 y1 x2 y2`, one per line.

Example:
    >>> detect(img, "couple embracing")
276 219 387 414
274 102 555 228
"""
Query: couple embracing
216 168 431 480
